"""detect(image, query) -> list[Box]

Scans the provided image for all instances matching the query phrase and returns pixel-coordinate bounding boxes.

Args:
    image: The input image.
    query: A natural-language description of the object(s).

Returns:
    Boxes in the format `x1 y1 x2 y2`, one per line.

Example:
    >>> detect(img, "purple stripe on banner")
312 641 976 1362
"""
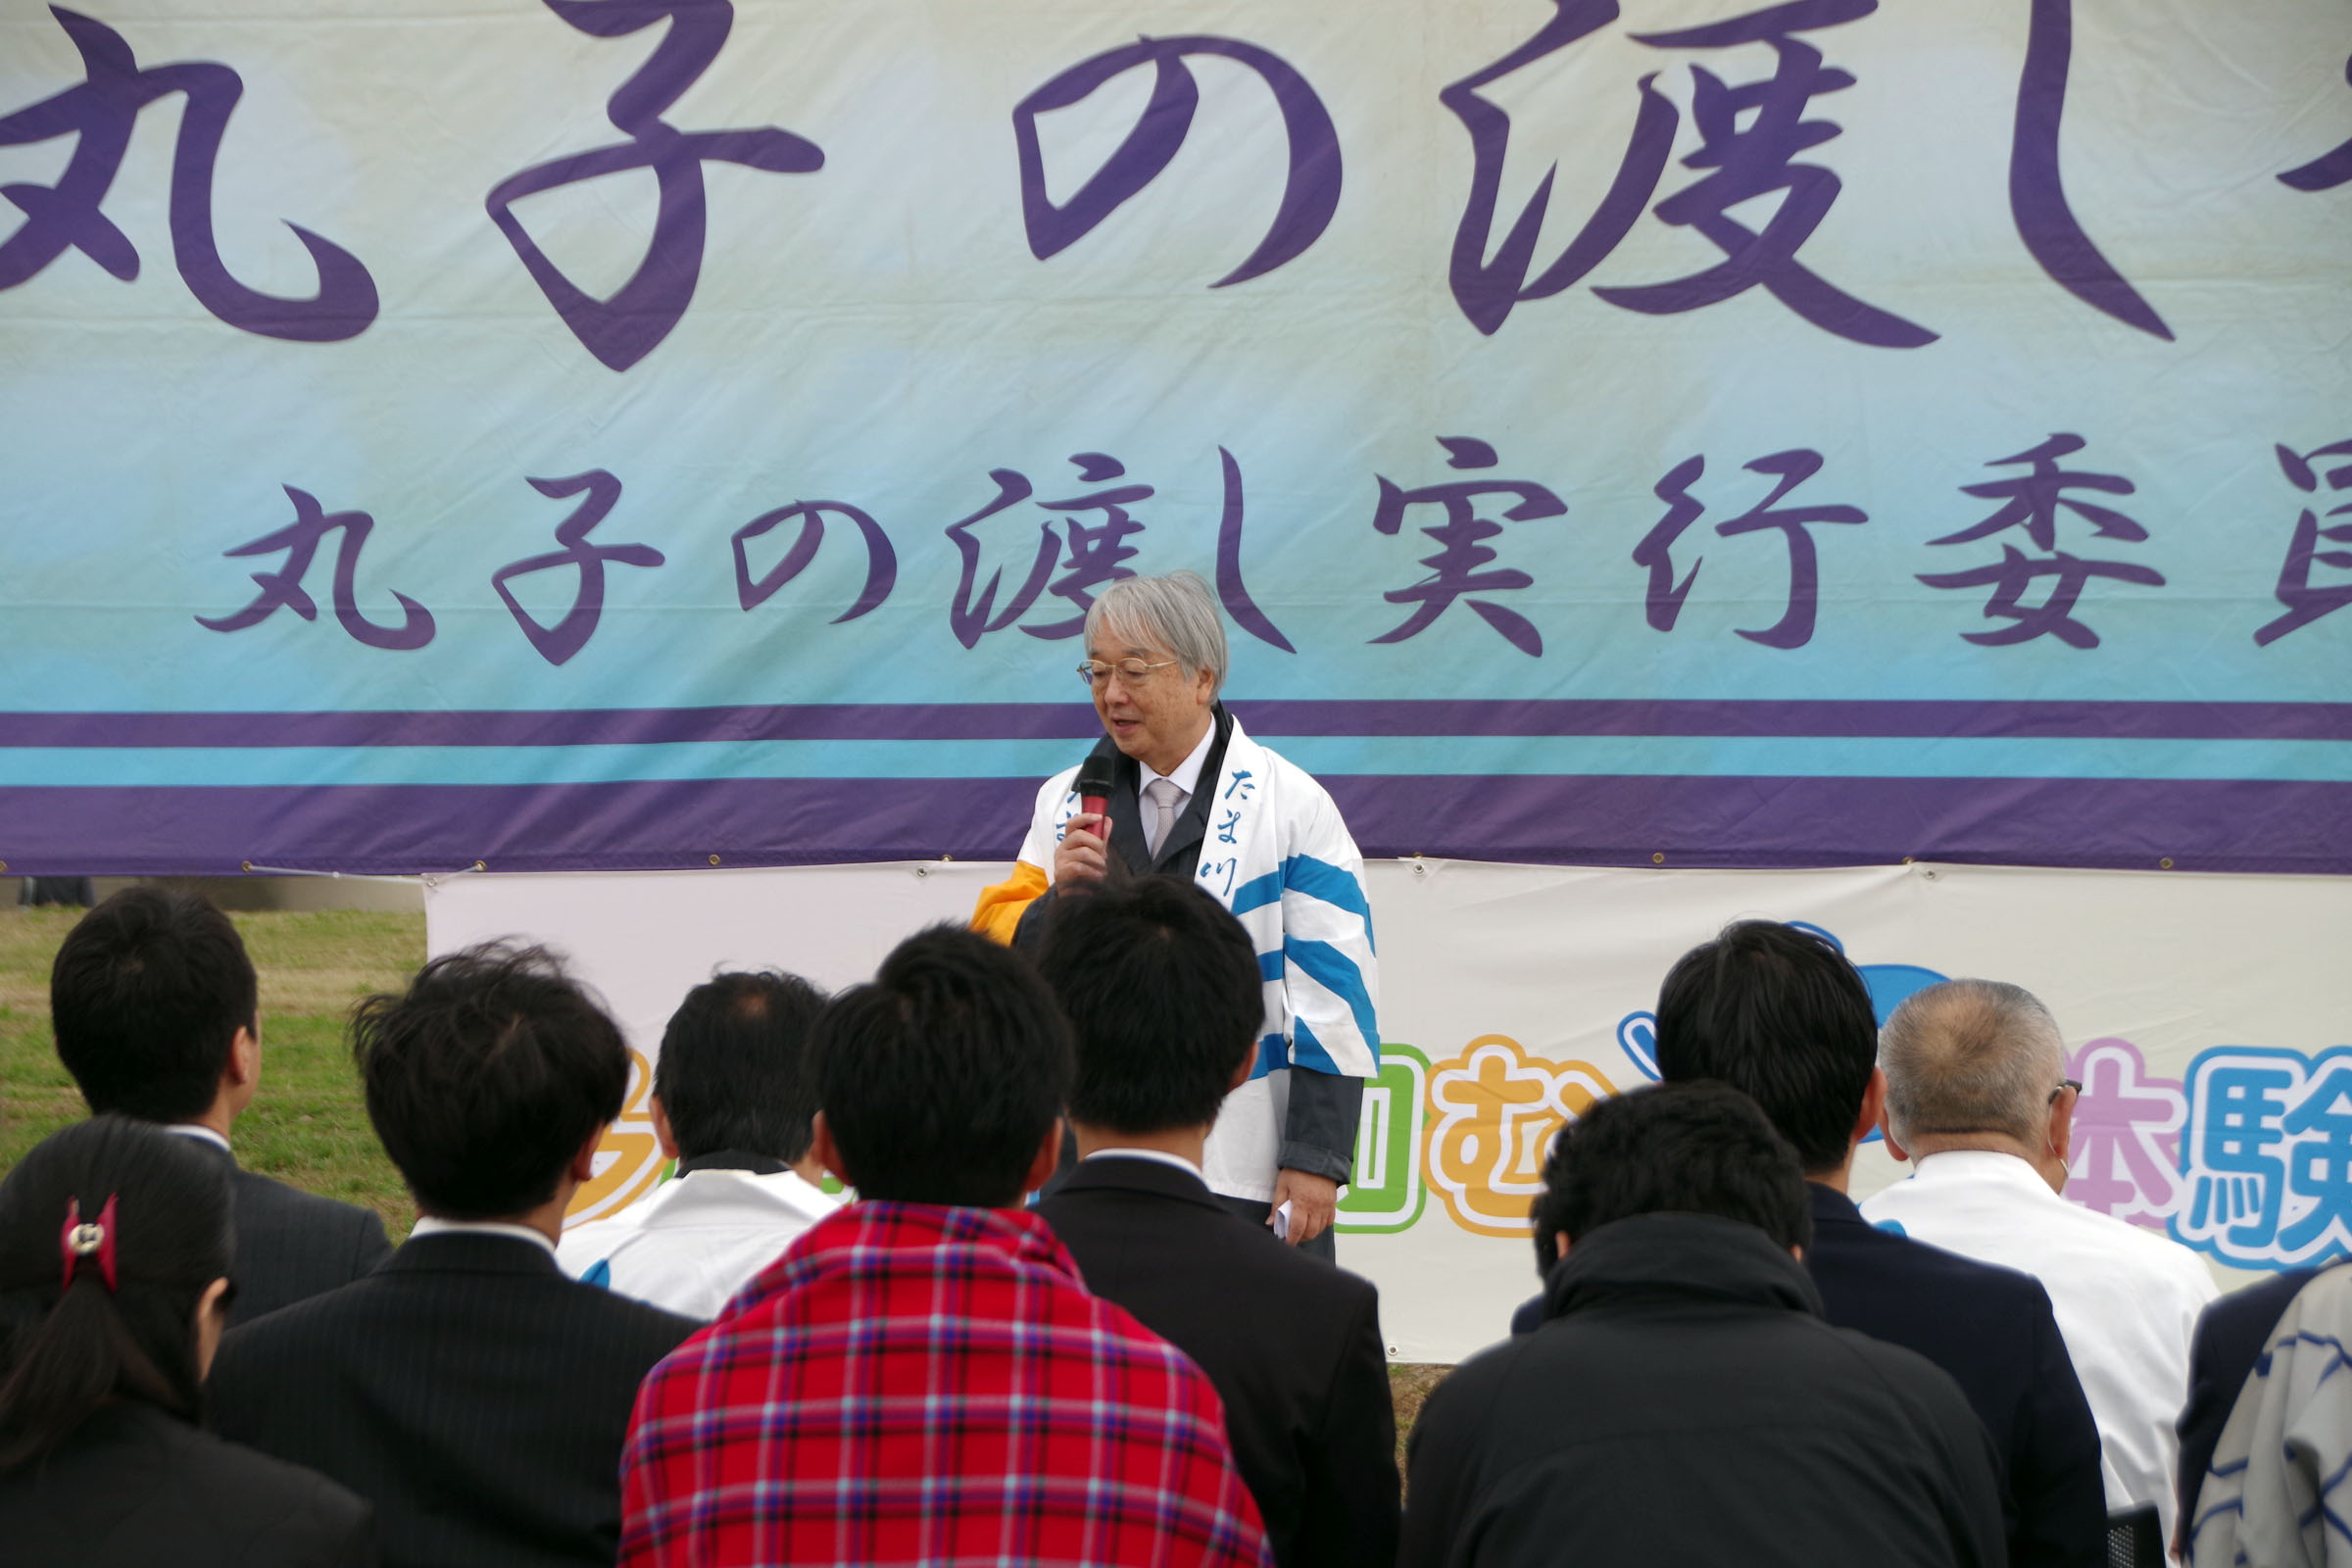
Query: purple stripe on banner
2 775 2345 876
4 699 2350 748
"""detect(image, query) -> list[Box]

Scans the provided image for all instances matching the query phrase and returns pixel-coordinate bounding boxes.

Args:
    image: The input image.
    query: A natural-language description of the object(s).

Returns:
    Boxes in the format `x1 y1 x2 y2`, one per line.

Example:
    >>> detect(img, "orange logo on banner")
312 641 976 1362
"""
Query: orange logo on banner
564 1047 665 1228
1424 1035 1615 1238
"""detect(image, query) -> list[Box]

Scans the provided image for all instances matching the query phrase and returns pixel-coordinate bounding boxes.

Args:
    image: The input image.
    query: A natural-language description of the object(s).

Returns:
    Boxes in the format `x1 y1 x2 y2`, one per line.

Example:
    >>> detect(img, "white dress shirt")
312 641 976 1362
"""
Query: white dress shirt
1862 1149 2220 1539
163 1123 233 1156
1081 1148 1205 1182
555 1166 841 1320
1136 724 1216 851
410 1213 559 1256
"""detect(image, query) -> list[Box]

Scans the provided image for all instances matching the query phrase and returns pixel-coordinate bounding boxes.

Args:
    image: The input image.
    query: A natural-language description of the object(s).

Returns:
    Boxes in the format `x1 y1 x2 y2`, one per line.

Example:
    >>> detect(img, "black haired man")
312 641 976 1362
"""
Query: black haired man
1402 1081 2005 1568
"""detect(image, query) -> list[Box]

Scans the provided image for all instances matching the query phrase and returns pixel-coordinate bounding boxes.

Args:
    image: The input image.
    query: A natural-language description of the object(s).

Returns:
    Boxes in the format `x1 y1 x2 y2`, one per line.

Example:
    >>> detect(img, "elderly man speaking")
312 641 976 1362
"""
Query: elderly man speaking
972 570 1377 1256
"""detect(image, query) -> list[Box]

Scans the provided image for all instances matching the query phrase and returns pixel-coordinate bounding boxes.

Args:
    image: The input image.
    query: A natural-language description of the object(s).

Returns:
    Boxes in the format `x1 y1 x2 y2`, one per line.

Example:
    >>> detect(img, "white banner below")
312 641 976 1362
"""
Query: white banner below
425 858 2352 1363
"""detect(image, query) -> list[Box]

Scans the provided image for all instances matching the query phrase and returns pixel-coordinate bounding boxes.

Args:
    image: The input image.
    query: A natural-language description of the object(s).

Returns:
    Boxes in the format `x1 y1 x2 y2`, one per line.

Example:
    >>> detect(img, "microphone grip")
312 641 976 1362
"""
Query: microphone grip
1078 795 1109 834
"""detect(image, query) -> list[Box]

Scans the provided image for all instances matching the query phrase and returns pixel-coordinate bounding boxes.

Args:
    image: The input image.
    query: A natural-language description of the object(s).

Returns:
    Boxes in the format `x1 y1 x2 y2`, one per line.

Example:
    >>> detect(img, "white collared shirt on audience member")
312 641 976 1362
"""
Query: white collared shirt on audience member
1863 1149 2218 1540
557 1157 841 1319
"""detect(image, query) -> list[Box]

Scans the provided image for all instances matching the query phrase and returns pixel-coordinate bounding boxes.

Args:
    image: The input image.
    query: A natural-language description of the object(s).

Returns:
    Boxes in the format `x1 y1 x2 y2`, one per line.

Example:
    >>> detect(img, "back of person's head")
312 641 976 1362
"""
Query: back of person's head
814 924 1072 1207
1530 1081 1812 1271
655 970 827 1162
1652 920 1879 1175
0 1117 233 1468
1035 877 1262 1134
1879 978 2066 1148
353 942 628 1220
50 887 258 1123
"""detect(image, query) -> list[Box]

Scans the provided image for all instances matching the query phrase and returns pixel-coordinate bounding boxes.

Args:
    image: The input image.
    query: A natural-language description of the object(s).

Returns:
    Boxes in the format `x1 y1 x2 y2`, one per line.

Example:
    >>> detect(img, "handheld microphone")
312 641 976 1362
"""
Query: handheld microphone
1075 753 1119 839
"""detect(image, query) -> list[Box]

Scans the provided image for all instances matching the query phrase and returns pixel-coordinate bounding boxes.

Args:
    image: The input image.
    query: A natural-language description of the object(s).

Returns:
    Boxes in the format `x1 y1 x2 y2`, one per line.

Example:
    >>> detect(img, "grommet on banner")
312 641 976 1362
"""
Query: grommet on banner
708 854 721 866
913 864 929 879
472 860 487 872
2160 857 2175 869
240 860 254 872
1650 852 1665 865
0 861 8 873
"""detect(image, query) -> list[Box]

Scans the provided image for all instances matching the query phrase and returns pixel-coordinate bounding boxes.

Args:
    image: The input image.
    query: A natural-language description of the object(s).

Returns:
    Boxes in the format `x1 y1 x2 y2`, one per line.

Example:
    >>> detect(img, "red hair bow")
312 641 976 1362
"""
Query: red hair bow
60 1194 119 1292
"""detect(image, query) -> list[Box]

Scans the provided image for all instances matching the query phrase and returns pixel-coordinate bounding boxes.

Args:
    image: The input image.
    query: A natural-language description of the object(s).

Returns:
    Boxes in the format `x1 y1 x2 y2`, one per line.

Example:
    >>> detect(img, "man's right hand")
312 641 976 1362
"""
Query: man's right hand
1053 811 1110 893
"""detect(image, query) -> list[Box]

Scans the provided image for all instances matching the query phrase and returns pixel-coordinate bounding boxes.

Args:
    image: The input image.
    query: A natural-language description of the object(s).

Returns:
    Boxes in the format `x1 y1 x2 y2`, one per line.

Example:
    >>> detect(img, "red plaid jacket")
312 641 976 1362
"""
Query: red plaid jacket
618 1200 1274 1568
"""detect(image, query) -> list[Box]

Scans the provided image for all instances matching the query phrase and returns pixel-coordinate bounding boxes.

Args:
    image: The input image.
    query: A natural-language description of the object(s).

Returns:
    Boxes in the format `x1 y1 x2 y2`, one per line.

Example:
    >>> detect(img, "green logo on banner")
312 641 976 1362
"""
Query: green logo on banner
1336 1043 1428 1233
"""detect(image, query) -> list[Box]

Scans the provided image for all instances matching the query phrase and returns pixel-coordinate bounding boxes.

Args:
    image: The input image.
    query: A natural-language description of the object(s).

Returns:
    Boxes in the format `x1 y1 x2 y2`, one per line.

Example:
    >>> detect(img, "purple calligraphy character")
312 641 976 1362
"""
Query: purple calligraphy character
1635 456 1708 632
0 8 376 340
1598 0 1935 348
196 487 432 649
1371 437 1567 658
486 0 823 372
491 470 664 666
1214 448 1296 653
1443 0 1928 346
2279 54 2352 192
732 501 895 622
1918 434 2161 648
1013 36 1341 287
1634 451 1866 647
1936 433 2144 553
945 468 1053 650
1918 547 2162 649
1022 454 1152 641
2009 1 2172 338
2254 439 2352 647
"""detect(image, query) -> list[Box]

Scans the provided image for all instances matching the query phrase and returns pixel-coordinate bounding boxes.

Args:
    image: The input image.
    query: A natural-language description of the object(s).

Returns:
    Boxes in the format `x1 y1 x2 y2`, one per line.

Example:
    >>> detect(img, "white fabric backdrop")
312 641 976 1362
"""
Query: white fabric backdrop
425 859 2352 1363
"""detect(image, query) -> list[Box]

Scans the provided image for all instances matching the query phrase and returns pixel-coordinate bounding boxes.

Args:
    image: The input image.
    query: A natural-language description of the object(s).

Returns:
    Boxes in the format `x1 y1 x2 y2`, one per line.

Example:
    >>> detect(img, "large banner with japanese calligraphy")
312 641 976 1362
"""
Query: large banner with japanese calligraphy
3 0 2348 877
424 858 2352 1363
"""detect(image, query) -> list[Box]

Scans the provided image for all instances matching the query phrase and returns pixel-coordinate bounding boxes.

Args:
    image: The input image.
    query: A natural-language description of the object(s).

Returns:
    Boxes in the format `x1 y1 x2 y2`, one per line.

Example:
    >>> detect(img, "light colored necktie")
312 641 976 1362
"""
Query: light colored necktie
1144 777 1182 858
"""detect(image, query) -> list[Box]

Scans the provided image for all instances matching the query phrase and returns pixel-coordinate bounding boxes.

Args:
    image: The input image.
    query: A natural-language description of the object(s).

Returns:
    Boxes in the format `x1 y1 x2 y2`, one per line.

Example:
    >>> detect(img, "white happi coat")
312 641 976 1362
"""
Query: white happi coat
1015 715 1381 1202
556 1166 841 1319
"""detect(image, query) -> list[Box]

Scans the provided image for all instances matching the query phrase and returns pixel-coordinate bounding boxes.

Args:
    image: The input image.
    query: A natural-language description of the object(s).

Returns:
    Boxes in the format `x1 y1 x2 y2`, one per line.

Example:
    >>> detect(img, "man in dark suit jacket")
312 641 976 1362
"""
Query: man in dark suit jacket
1647 920 2108 1568
1033 877 1398 1568
1404 1082 2007 1568
210 943 697 1568
50 886 391 1324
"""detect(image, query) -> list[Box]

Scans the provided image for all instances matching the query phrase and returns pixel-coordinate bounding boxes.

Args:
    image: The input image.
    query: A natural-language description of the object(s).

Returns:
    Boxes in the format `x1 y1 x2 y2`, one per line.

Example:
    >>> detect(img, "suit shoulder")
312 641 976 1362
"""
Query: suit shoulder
180 1423 372 1539
1864 1224 2058 1306
232 1167 383 1234
567 1274 701 1353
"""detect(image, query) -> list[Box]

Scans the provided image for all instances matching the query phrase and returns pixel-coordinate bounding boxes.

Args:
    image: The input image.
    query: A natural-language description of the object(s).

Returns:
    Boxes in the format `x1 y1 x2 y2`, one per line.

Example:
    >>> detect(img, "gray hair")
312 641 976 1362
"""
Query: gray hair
1880 979 2067 1146
1084 571 1228 695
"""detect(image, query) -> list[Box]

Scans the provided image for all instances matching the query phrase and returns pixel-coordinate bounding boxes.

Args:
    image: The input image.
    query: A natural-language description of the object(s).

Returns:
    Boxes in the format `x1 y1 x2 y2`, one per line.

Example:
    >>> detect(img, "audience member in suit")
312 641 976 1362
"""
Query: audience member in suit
208 943 698 1568
1864 978 2219 1544
1033 877 1398 1568
50 887 391 1323
2176 1264 2325 1553
1402 1081 2006 1568
558 970 842 1317
618 925 1272 1568
0 1116 373 1566
1644 920 2105 1568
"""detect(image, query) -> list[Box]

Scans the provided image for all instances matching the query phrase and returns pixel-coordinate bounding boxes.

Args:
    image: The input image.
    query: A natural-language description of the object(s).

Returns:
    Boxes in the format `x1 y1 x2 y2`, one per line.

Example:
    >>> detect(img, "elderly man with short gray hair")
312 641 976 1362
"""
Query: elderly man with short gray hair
971 570 1377 1258
1863 978 2217 1545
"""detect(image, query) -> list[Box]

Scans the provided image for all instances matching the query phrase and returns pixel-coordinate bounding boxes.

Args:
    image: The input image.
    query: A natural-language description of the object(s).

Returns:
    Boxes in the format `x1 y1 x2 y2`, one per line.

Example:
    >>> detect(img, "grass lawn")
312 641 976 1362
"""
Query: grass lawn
0 902 1449 1454
0 906 421 1240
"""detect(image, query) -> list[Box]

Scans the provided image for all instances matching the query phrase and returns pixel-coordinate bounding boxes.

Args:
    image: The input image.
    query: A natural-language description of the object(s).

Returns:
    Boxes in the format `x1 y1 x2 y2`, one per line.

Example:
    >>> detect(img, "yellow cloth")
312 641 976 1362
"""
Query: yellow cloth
969 859 1049 945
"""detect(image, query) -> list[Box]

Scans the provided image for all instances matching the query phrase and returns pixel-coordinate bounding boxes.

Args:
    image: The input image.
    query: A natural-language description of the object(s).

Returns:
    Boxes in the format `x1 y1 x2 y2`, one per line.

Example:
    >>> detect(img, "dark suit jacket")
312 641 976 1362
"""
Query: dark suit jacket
1012 707 1362 1183
2176 1265 2324 1532
0 1401 373 1567
208 1231 697 1568
180 1137 393 1326
1804 1183 2106 1568
1037 1155 1398 1568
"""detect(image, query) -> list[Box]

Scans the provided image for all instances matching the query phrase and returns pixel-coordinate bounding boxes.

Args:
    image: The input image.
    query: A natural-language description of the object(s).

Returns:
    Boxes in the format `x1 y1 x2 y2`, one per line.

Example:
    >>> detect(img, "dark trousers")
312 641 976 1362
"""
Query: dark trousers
1218 1195 1337 1262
